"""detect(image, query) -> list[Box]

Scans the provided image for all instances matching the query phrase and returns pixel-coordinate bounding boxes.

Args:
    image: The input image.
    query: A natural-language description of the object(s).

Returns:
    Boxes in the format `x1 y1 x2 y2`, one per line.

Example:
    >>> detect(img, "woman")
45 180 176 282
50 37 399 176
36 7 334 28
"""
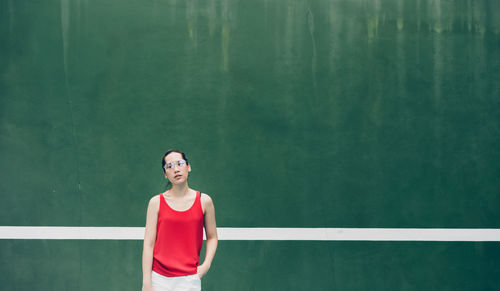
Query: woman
142 150 218 291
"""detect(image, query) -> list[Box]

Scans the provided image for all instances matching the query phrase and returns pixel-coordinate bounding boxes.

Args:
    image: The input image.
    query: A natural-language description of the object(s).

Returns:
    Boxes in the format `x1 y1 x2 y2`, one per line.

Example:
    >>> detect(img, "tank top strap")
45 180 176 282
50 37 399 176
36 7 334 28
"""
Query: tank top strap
159 193 164 210
195 190 202 214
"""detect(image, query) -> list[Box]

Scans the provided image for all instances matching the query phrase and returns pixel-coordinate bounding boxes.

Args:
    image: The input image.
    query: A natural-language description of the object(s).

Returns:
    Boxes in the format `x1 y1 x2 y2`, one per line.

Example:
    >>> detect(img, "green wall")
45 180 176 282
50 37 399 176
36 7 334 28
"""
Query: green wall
1 0 499 290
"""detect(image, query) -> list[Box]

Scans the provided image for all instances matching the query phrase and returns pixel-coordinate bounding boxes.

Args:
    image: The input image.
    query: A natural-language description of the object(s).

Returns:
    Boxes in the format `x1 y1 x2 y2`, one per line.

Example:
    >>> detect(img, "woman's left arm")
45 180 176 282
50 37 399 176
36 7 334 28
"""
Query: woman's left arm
198 194 218 278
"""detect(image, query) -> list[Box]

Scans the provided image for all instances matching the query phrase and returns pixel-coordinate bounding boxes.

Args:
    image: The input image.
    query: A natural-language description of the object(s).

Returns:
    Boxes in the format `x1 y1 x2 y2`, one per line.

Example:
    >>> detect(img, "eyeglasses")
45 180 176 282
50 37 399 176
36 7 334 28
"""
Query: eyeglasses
164 160 187 170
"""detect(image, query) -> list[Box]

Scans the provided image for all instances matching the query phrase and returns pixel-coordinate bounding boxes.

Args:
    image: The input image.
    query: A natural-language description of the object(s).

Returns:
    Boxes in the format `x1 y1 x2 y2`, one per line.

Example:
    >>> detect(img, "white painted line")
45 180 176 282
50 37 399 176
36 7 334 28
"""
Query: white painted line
1 227 500 241
218 228 500 241
0 227 145 240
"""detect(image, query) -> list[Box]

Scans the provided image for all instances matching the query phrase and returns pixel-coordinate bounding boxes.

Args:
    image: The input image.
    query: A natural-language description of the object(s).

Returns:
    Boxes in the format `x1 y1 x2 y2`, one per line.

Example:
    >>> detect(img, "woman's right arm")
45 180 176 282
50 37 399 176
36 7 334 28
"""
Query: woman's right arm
142 195 159 291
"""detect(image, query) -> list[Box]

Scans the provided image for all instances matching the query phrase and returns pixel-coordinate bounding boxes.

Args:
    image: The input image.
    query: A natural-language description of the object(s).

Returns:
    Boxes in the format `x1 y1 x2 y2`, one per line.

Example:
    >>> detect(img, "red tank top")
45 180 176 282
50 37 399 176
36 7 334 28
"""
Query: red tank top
152 191 204 277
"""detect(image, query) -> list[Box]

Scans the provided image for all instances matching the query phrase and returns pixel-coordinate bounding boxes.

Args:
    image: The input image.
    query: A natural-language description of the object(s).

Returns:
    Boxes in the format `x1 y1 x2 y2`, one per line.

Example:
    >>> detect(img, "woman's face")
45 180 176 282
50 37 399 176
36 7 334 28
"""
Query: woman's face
163 152 191 185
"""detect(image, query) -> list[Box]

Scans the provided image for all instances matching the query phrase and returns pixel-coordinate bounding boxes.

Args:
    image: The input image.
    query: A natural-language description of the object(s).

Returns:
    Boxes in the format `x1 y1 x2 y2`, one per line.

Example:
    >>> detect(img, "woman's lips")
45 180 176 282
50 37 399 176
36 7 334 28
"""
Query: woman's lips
174 175 182 179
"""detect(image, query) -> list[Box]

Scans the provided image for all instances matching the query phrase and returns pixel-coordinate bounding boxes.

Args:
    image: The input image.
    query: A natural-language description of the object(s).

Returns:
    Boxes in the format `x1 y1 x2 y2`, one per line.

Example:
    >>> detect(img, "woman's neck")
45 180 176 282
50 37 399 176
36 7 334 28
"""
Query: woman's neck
168 183 190 197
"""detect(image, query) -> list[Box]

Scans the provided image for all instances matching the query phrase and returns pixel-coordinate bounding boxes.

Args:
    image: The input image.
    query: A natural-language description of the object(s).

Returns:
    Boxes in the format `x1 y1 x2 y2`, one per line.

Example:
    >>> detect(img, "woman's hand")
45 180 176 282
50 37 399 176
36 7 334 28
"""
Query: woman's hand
197 263 210 279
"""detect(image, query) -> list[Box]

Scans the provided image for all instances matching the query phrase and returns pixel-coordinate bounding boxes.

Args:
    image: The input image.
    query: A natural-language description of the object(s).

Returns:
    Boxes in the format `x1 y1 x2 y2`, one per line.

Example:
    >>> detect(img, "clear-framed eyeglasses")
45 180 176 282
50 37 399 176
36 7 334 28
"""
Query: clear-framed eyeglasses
164 159 187 170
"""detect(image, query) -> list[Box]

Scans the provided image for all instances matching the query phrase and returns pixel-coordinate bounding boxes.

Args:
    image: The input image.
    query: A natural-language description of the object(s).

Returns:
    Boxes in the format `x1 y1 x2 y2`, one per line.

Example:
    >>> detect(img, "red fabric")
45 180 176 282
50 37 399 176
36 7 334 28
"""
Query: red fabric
153 191 204 277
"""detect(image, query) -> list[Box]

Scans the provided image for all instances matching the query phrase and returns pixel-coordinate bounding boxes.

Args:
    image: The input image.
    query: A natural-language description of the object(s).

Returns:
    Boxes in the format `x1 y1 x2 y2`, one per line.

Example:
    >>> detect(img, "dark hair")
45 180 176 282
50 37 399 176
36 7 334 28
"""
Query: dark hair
162 150 190 190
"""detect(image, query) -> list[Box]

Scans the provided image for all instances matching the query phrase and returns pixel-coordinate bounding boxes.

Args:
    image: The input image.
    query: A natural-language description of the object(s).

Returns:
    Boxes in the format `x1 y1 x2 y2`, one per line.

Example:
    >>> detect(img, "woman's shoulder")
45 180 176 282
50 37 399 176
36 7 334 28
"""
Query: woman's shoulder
199 191 213 205
198 190 211 198
148 193 162 207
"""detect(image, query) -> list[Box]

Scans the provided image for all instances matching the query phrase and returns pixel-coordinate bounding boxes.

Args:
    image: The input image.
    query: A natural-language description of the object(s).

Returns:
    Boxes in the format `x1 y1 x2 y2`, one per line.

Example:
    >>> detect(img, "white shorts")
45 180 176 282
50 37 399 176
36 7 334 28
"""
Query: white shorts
152 271 201 291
